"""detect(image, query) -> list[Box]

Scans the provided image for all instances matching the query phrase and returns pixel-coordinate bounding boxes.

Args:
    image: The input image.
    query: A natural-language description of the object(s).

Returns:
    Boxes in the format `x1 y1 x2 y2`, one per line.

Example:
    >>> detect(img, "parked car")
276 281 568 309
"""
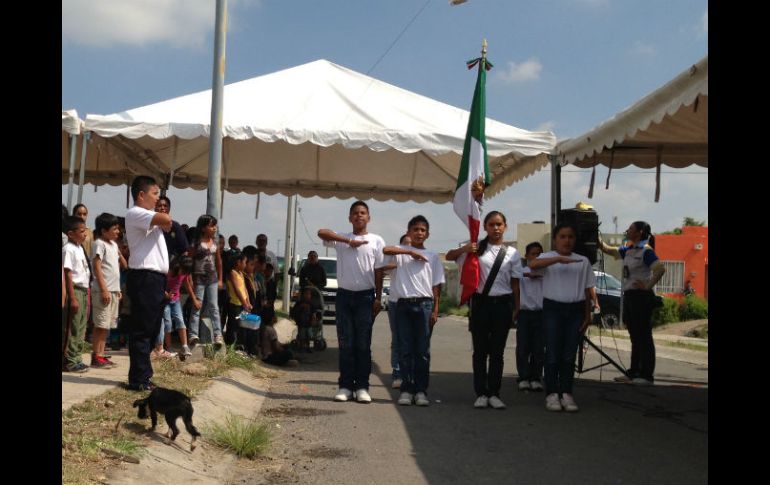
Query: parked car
381 277 391 310
594 271 622 328
291 256 338 323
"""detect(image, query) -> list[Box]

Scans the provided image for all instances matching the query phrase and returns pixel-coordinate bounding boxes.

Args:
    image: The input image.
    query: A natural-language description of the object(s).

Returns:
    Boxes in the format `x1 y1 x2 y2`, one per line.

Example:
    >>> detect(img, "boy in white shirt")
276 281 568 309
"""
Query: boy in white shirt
516 242 545 392
62 216 92 373
124 175 172 391
383 215 445 407
318 201 386 404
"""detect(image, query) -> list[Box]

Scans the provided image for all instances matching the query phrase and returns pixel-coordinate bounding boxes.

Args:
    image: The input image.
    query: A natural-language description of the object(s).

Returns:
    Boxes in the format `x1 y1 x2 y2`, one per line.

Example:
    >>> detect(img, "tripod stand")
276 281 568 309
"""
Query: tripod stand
576 333 627 375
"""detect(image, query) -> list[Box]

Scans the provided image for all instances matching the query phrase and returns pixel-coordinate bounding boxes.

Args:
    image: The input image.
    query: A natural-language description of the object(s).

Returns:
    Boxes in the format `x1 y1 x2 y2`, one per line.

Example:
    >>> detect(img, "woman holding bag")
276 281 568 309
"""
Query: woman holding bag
446 211 522 410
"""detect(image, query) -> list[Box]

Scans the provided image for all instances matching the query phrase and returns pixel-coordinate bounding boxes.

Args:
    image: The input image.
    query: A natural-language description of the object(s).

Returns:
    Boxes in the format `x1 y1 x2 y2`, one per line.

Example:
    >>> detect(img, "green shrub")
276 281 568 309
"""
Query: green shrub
652 296 679 327
207 413 271 459
679 295 708 321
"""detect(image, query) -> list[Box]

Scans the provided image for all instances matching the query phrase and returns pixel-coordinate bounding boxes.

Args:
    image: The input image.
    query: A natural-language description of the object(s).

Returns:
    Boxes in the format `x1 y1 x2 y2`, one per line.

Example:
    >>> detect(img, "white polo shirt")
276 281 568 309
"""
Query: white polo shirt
324 232 386 291
536 251 595 303
126 205 169 274
457 244 522 297
385 245 445 298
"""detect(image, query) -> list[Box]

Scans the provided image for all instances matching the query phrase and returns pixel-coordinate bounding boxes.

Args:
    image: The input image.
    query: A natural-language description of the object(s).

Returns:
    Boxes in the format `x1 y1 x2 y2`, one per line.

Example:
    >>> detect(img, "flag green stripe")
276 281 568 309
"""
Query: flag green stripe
456 58 490 191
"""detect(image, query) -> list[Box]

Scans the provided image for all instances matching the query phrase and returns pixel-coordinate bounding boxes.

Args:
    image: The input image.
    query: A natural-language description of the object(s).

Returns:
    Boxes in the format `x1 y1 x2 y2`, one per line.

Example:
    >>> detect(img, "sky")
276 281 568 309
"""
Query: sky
62 0 708 259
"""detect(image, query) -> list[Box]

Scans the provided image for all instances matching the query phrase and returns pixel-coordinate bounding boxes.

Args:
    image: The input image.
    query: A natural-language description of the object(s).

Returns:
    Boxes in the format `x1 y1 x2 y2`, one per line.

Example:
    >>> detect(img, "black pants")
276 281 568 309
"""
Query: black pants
225 303 242 346
470 294 513 397
623 290 656 380
127 270 167 387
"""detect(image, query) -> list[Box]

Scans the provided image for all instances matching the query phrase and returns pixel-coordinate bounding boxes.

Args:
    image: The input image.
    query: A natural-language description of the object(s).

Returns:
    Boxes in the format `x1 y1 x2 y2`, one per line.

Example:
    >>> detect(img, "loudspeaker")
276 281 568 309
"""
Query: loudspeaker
558 209 598 265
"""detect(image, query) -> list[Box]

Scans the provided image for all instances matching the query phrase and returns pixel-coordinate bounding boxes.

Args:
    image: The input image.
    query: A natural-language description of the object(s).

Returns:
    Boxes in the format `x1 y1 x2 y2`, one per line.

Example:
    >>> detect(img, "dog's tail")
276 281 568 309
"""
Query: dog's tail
183 405 201 451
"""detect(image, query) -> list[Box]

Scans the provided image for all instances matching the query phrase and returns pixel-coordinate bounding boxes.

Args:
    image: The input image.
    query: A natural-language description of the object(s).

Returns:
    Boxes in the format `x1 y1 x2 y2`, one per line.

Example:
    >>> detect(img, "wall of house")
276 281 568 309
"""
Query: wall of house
654 226 708 299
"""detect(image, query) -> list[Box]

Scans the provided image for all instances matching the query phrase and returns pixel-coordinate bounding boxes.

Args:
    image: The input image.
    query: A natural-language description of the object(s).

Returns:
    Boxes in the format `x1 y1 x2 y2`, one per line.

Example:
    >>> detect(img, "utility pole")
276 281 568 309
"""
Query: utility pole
206 0 227 217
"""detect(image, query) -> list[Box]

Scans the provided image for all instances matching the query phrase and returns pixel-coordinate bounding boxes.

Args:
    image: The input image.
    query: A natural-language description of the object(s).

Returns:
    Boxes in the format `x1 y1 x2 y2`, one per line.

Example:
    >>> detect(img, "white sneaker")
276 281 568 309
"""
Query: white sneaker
355 389 372 403
614 375 633 383
488 396 506 410
560 393 579 412
632 377 654 386
182 345 192 357
414 392 430 406
391 378 403 389
398 392 413 406
529 380 543 391
545 393 562 412
334 388 353 402
214 335 225 348
188 336 200 346
474 396 489 408
518 380 531 391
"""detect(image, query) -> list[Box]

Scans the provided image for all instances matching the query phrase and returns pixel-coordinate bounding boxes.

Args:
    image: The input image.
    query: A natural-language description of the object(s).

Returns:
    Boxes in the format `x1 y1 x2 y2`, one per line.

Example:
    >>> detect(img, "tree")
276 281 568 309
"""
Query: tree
660 216 706 235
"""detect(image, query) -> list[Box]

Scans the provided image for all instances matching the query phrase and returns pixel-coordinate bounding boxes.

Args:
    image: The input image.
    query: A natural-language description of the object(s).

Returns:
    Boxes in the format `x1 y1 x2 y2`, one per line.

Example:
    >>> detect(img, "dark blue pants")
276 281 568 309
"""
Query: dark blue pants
127 270 167 387
396 299 433 394
543 298 584 395
335 288 375 391
516 309 545 382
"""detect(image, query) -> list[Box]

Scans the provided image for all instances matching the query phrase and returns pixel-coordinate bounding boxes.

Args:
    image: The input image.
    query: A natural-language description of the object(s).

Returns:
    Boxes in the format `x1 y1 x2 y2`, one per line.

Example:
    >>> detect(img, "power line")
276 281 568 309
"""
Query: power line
297 204 319 245
366 0 432 76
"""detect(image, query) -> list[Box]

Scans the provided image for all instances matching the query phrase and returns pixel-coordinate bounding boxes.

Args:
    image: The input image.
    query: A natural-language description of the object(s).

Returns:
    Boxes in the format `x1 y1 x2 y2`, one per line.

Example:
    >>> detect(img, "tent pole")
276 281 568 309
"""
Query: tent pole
292 196 299 272
282 195 296 311
206 0 227 218
76 132 89 204
66 134 78 212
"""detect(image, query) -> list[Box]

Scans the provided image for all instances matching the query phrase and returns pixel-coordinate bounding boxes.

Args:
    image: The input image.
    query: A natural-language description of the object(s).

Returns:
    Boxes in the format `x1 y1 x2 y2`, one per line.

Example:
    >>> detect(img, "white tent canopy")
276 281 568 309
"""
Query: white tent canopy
62 109 82 135
555 56 707 169
75 59 555 203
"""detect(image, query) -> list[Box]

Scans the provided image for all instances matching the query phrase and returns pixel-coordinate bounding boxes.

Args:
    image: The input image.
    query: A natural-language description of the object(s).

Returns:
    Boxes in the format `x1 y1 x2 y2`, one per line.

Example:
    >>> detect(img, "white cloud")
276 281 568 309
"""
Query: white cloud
496 58 542 84
62 0 259 49
629 41 656 57
535 121 556 133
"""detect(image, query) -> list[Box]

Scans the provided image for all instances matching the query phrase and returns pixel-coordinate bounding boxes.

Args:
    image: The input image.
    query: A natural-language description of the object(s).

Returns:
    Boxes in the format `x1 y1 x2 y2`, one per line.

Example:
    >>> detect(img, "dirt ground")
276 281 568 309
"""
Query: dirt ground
653 319 708 336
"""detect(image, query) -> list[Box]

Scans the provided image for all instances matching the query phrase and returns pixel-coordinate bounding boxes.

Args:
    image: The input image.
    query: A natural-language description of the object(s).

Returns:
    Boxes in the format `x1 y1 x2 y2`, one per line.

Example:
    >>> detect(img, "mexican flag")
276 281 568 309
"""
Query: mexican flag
453 55 492 305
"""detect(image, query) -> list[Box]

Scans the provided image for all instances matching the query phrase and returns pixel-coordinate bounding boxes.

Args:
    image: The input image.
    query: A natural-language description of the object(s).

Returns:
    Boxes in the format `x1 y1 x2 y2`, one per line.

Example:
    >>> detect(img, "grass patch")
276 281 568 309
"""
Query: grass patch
206 413 271 459
447 305 469 317
660 340 708 352
686 324 708 339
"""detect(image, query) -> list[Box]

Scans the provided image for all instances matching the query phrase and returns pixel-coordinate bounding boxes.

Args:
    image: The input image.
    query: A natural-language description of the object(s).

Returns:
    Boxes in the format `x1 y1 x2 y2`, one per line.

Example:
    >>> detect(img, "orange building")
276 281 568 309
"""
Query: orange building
654 226 708 300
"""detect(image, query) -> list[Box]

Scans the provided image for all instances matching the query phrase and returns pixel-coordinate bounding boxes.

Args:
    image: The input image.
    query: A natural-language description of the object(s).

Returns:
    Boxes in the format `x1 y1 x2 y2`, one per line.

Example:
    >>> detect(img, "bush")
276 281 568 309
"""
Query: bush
679 295 708 321
438 295 459 315
652 296 679 327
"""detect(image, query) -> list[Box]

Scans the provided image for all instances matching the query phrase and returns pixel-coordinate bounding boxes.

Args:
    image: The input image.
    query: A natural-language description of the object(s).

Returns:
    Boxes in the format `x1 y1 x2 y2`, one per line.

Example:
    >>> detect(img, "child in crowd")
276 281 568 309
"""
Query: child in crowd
188 216 225 348
384 215 445 407
260 315 297 367
154 255 197 360
384 234 411 389
226 250 253 346
90 212 127 368
291 287 323 353
62 216 92 373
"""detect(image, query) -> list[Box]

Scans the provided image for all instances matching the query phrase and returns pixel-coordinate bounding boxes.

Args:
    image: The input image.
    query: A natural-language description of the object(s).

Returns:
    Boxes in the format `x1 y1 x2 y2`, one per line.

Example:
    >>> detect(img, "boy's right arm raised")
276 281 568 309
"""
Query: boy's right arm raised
151 212 173 232
383 245 428 262
317 229 368 247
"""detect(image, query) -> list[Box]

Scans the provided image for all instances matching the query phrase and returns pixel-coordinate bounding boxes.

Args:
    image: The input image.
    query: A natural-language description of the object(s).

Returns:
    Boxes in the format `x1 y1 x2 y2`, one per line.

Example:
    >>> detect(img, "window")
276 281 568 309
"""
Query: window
655 261 684 293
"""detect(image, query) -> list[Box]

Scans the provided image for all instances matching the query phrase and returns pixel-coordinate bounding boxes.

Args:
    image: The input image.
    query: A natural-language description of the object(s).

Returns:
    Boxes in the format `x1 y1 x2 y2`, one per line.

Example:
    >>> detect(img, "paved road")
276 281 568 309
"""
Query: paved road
227 314 708 485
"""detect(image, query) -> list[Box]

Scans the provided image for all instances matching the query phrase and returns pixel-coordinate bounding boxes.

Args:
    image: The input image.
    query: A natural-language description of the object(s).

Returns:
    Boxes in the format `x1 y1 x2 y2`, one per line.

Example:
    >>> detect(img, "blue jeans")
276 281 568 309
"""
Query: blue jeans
387 304 401 379
543 298 584 395
335 288 375 391
157 300 185 346
188 282 223 339
396 299 433 394
516 309 544 382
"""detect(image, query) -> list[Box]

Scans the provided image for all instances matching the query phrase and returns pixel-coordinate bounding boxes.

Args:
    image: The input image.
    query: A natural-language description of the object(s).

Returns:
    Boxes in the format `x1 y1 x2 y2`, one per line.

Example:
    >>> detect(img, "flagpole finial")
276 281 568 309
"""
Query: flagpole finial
481 39 487 59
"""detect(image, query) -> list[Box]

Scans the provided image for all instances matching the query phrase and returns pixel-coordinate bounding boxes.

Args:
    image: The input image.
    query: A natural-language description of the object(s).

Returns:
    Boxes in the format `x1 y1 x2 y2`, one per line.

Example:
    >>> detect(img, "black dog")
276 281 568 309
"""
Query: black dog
132 387 200 451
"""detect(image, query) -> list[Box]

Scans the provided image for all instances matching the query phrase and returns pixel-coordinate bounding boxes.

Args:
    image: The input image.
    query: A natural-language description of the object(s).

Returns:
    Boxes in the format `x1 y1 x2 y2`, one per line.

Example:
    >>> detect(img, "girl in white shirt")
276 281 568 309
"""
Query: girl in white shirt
528 223 595 413
446 211 522 410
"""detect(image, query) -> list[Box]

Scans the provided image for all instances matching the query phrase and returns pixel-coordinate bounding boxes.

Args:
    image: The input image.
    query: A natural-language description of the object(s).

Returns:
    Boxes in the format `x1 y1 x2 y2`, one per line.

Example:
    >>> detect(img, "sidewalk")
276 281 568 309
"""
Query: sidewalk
62 318 297 412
